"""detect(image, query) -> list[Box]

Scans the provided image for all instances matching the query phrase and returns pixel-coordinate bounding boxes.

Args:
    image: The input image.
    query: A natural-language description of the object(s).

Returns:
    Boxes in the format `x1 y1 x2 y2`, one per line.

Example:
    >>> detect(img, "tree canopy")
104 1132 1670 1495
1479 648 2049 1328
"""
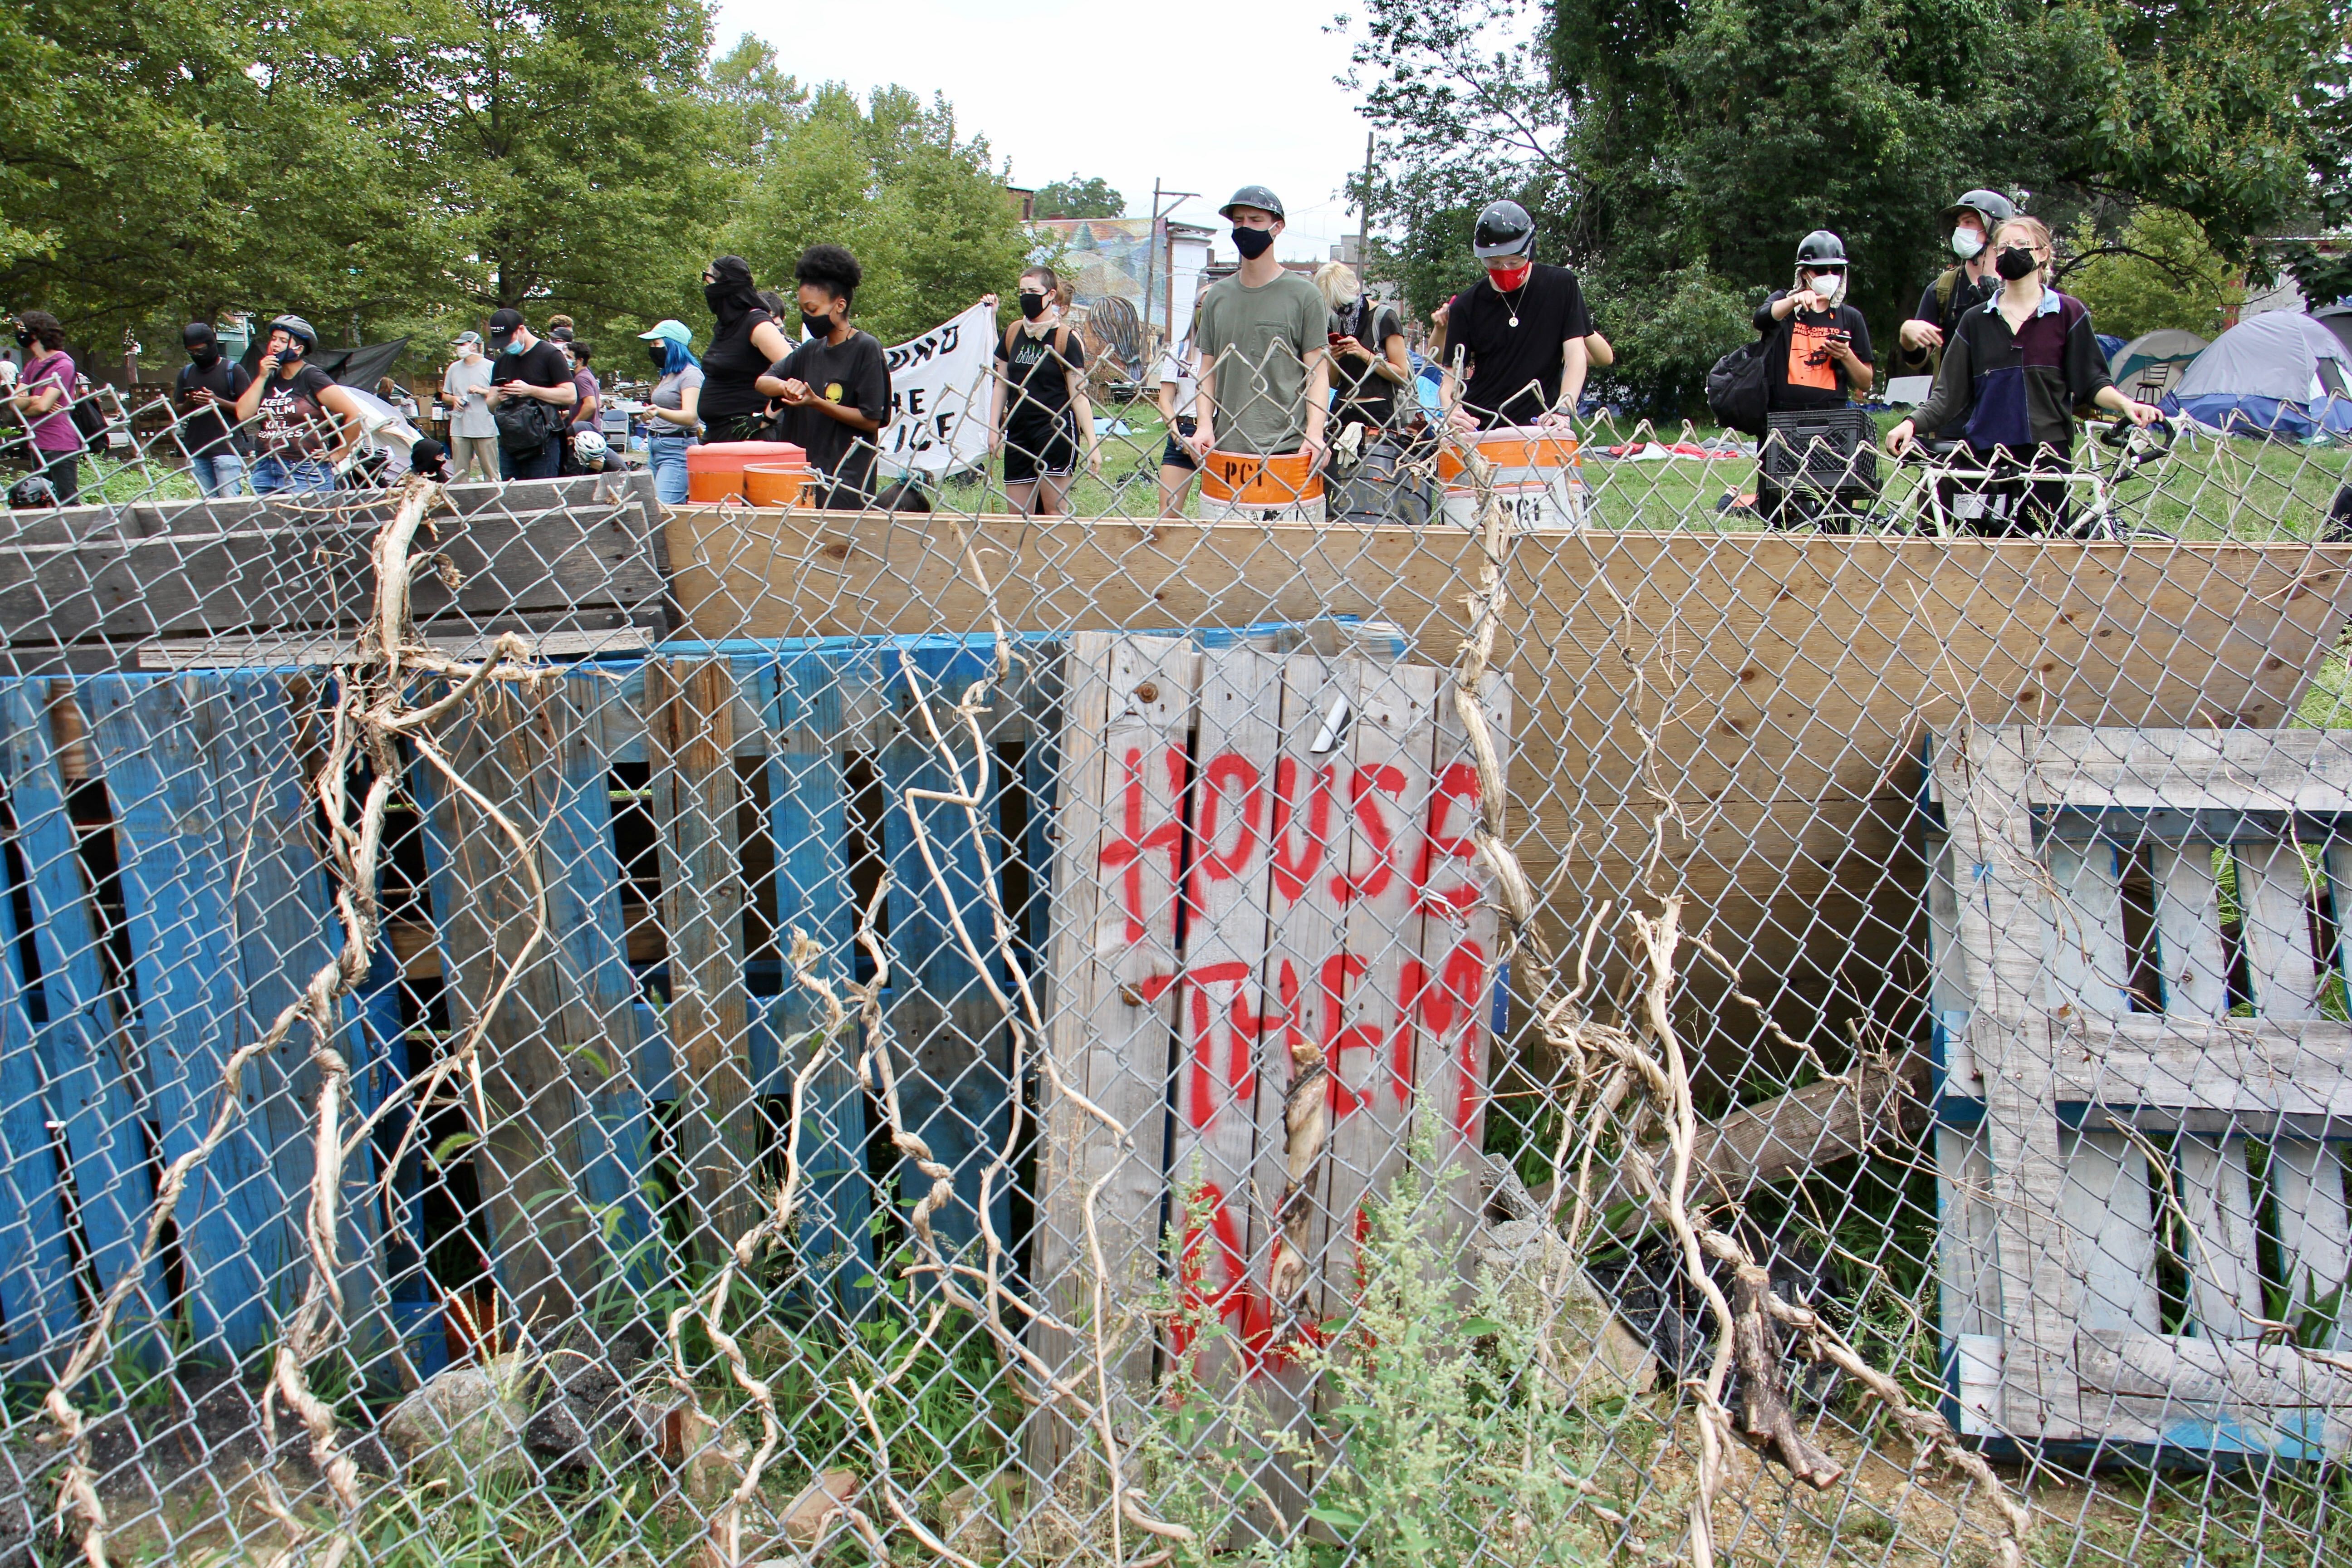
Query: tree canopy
0 4 1031 372
1033 175 1126 219
1341 0 2352 413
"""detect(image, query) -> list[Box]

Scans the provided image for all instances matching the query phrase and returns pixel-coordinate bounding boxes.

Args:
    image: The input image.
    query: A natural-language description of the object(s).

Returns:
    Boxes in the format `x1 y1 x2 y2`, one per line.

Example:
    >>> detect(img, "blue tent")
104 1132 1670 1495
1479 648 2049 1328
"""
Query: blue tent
2160 311 2352 439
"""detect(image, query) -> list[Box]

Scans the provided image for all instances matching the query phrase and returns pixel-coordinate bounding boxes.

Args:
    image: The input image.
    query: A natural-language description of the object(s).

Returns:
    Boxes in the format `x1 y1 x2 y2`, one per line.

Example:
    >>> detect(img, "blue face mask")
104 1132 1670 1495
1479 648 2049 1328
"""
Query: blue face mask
503 338 526 355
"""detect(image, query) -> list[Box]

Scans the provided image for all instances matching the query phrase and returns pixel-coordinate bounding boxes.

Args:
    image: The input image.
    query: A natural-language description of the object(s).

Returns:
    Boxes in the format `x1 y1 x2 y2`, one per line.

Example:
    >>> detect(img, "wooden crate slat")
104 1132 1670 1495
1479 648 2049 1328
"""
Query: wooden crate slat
645 657 760 1264
2269 1141 2352 1351
876 642 1018 1260
1935 1124 2002 1347
412 687 601 1324
2045 841 2132 1018
2057 1129 2160 1334
2024 727 2352 813
2235 840 2320 1020
79 675 287 1352
2151 843 2230 1018
0 681 168 1322
2176 1137 2262 1340
759 647 873 1308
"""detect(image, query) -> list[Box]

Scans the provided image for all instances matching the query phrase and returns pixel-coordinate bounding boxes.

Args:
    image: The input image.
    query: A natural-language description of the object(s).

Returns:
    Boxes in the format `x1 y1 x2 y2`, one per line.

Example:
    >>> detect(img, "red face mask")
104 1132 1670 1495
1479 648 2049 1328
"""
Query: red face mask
1485 259 1532 292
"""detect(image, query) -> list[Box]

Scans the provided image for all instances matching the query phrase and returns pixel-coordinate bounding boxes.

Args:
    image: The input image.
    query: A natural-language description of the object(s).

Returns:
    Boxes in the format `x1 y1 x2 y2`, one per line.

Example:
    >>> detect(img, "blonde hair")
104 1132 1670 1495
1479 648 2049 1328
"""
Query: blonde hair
1991 216 2056 283
1314 261 1361 312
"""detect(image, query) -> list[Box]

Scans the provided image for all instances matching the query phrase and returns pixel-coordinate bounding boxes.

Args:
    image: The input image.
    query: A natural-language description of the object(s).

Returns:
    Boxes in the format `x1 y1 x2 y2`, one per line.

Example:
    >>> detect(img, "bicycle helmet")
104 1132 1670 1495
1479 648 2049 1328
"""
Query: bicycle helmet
267 314 318 350
1472 201 1537 260
1942 188 2017 233
572 428 609 467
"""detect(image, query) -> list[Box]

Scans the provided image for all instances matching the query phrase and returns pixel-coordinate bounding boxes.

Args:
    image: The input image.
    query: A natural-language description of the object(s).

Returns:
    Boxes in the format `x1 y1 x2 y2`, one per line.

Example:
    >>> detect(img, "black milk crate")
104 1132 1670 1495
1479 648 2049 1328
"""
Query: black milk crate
1764 407 1879 495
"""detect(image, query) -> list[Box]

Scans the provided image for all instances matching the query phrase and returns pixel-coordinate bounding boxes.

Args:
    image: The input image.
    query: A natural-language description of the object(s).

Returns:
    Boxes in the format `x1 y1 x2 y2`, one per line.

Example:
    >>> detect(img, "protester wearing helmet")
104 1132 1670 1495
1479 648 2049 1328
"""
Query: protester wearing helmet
1439 200 1592 434
1757 232 1874 411
1892 187 2015 400
1188 185 1332 500
571 426 609 472
232 315 365 494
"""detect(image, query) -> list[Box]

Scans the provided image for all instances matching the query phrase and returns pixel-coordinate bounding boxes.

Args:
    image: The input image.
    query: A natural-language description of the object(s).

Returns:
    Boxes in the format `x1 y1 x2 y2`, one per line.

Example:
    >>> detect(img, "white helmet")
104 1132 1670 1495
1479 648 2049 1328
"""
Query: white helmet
572 428 609 467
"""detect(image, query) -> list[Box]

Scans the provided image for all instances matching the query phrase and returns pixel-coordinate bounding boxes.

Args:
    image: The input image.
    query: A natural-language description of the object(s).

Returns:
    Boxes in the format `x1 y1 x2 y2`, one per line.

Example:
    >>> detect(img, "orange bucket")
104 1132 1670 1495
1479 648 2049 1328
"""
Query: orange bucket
686 441 806 503
1198 449 1324 508
1435 431 1580 483
743 461 809 508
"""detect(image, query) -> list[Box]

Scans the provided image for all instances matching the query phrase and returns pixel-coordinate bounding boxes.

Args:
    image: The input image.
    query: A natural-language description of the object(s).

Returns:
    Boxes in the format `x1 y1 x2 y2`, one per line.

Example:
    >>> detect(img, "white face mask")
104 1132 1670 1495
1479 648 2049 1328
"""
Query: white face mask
1952 227 1986 260
1806 271 1847 306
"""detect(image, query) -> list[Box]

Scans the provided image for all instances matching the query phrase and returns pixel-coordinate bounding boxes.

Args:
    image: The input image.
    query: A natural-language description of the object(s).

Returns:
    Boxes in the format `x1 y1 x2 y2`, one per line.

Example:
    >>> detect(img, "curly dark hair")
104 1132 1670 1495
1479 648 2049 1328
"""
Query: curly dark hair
793 244 864 306
15 310 64 351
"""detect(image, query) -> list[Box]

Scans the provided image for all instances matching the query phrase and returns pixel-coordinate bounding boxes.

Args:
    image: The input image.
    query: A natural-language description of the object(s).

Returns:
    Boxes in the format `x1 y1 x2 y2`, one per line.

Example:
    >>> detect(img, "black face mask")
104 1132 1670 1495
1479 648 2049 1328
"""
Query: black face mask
1231 226 1274 260
12 329 30 349
803 310 836 339
1019 292 1048 321
648 343 670 369
1995 245 2039 282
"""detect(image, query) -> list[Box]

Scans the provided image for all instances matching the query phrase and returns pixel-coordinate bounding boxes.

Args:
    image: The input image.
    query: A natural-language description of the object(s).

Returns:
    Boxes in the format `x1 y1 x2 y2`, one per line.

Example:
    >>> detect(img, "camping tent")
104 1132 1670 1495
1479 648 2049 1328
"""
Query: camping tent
2107 328 2208 401
2316 305 2352 359
2159 312 2352 438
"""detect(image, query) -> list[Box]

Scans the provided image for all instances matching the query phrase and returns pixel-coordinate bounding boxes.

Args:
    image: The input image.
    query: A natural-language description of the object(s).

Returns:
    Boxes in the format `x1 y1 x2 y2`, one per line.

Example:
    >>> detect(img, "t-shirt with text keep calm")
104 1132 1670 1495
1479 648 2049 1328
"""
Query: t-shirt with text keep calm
1196 271 1327 455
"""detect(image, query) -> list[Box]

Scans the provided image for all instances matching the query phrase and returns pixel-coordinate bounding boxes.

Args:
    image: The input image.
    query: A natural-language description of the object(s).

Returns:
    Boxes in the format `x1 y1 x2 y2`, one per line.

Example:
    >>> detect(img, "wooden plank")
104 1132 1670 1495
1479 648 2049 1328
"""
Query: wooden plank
2176 1137 2261 1339
137 626 655 670
876 643 1014 1261
1923 833 1981 1093
1936 1124 2001 1343
0 682 168 1322
80 675 287 1352
2057 1129 2159 1333
1686 1058 1915 1195
1414 671 1513 1245
1314 657 1443 1322
412 686 599 1326
645 657 760 1264
2077 1328 2352 1407
2023 727 2352 814
1024 632 1194 1489
2151 843 2230 1017
2270 1141 2352 1350
2236 840 2320 1020
1164 642 1284 1388
2044 840 2132 1019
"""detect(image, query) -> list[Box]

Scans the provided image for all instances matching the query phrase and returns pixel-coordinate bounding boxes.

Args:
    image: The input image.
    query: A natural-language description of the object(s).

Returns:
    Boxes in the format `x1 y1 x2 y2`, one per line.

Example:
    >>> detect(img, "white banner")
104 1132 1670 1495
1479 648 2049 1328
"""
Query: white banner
877 301 998 477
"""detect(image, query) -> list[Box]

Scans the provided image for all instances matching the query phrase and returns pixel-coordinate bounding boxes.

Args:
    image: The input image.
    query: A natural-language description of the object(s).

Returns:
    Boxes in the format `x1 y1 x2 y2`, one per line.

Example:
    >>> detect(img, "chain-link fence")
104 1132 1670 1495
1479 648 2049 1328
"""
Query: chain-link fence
4 367 2352 1568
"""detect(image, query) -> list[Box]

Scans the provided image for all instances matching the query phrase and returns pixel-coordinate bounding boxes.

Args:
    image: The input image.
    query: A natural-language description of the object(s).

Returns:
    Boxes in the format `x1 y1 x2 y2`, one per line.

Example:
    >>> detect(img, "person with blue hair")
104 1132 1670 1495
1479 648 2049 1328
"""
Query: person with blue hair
637 318 704 504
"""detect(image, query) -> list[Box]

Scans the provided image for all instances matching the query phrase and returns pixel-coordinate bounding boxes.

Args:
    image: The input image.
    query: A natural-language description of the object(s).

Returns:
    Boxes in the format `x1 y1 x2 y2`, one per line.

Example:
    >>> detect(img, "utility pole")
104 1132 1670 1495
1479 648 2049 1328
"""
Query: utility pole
1138 178 1201 351
1357 131 1376 273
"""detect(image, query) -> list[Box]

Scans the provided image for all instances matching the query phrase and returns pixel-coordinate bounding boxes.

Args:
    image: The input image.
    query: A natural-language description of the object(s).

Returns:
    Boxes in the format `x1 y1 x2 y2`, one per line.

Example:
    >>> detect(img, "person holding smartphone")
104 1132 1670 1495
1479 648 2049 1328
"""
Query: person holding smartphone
1315 261 1408 442
173 321 253 498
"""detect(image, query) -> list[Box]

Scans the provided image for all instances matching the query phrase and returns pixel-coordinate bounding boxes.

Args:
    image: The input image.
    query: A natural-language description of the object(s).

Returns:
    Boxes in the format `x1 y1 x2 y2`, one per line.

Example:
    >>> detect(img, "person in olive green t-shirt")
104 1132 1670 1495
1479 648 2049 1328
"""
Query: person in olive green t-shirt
1190 185 1331 464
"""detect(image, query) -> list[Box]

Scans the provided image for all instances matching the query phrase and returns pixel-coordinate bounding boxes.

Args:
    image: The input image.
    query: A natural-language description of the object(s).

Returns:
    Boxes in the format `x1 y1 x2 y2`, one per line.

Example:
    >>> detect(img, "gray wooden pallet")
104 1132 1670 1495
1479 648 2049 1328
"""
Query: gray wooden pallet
1924 725 2352 1455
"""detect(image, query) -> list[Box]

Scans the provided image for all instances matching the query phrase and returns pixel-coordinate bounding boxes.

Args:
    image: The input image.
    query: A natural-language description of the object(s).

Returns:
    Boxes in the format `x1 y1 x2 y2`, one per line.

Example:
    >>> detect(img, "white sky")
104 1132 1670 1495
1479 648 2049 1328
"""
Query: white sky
710 0 1378 264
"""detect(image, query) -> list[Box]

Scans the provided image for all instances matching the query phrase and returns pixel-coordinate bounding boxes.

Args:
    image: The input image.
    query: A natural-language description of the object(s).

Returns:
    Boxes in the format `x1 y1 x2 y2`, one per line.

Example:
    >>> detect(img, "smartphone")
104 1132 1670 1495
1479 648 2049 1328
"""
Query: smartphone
1328 333 1346 346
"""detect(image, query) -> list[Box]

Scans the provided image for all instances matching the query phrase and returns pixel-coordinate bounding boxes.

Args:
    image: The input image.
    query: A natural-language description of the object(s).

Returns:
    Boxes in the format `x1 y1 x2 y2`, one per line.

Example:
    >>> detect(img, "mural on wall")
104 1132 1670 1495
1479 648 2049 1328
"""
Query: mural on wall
1031 217 1211 341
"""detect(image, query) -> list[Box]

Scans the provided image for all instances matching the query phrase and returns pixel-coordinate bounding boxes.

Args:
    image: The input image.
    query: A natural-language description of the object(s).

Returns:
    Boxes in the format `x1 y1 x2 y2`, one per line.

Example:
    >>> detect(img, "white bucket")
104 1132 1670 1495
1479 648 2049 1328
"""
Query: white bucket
1436 428 1588 531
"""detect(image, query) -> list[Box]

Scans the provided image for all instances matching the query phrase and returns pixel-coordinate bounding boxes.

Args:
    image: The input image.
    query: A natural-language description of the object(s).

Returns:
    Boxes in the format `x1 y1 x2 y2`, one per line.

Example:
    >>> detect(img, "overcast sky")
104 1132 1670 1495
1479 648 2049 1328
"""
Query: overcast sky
711 0 1378 265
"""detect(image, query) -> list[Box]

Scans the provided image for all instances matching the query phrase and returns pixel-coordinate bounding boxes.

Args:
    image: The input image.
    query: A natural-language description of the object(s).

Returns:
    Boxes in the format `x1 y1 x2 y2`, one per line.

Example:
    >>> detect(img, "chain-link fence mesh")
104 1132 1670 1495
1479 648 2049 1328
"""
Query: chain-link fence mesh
4 364 2352 1568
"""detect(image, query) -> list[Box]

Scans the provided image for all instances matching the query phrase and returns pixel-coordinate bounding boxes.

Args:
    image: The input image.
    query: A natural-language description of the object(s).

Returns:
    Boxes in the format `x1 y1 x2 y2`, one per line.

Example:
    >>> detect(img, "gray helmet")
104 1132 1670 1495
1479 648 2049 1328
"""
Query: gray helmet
1218 185 1285 222
267 314 318 350
1942 188 2016 231
1794 230 1848 268
1473 200 1537 260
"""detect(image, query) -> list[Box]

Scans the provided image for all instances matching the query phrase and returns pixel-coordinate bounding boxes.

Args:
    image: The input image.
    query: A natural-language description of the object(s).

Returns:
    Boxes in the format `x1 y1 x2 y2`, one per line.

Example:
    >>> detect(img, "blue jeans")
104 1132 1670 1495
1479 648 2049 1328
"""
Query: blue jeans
499 435 562 481
250 456 334 494
647 434 691 504
189 452 246 498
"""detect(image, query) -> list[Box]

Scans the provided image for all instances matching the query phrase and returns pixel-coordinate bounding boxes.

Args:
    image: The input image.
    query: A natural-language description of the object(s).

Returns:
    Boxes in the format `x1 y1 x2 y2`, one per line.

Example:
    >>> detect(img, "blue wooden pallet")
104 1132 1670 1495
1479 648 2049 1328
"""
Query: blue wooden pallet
0 635 1065 1372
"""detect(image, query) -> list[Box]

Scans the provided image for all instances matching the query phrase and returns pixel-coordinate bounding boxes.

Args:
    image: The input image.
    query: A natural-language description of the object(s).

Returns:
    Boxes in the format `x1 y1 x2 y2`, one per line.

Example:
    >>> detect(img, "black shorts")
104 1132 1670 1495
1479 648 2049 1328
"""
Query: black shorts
1004 419 1076 483
1160 417 1198 471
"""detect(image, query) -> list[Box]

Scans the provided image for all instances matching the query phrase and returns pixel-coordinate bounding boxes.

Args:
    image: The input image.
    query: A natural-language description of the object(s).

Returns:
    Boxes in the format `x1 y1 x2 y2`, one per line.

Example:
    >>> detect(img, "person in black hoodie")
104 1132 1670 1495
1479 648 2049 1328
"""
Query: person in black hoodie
697 256 793 443
173 322 253 497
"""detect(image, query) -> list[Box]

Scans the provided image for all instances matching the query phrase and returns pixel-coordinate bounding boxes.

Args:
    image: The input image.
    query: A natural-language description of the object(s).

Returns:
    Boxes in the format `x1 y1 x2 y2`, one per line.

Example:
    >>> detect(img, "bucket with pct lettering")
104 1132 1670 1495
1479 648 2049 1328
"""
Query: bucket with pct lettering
1434 428 1587 531
1197 449 1326 523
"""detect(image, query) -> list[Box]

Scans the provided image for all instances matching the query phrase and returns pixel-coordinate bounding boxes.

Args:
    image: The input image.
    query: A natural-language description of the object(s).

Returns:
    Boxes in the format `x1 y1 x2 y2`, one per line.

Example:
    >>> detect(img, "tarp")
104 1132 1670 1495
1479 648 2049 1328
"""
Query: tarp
2108 328 2208 395
237 336 412 392
2159 312 2352 439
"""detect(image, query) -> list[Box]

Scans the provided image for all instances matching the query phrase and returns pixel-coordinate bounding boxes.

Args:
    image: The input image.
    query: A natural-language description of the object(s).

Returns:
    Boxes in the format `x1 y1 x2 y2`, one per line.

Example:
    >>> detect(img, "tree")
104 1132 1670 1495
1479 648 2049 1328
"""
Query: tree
724 84 1035 345
1033 175 1125 219
1340 0 2352 415
2063 207 2245 342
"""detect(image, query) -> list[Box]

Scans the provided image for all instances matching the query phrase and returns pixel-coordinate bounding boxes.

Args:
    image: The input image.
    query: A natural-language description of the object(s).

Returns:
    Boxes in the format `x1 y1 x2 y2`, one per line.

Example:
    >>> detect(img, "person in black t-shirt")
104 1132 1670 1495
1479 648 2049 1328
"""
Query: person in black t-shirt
174 321 253 497
1757 231 1875 412
755 244 890 509
698 256 794 443
481 308 578 480
990 265 1098 516
1315 261 1408 436
1439 200 1592 432
231 314 365 495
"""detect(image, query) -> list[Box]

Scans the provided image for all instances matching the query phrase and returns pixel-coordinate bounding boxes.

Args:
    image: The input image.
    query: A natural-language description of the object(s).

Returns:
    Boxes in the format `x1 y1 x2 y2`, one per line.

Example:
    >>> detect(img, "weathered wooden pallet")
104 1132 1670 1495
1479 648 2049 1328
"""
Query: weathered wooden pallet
1023 629 1514 1495
1923 725 2352 1456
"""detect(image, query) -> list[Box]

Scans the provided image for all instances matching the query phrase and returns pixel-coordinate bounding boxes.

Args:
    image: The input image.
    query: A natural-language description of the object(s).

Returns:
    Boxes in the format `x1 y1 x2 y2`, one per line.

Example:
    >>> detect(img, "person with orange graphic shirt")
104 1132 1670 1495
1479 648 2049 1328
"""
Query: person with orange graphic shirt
1755 230 1873 412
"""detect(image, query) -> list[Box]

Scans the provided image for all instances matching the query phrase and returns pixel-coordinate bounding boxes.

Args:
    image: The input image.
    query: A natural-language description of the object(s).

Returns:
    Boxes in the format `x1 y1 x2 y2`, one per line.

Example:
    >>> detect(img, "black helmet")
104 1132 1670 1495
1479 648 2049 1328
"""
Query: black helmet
1218 185 1285 222
1472 200 1536 260
1942 188 2016 231
267 314 318 349
1794 230 1848 268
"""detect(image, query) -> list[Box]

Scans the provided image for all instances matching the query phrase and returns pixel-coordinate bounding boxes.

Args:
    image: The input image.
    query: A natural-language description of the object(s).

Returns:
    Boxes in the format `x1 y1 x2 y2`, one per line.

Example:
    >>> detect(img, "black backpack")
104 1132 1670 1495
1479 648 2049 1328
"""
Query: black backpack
1707 331 1777 438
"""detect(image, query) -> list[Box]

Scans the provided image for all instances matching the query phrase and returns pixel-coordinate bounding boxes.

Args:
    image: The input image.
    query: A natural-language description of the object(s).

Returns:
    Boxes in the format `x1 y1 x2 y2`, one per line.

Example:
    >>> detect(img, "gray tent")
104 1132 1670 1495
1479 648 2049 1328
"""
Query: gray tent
2316 305 2352 358
2107 328 2208 399
2162 310 2352 438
